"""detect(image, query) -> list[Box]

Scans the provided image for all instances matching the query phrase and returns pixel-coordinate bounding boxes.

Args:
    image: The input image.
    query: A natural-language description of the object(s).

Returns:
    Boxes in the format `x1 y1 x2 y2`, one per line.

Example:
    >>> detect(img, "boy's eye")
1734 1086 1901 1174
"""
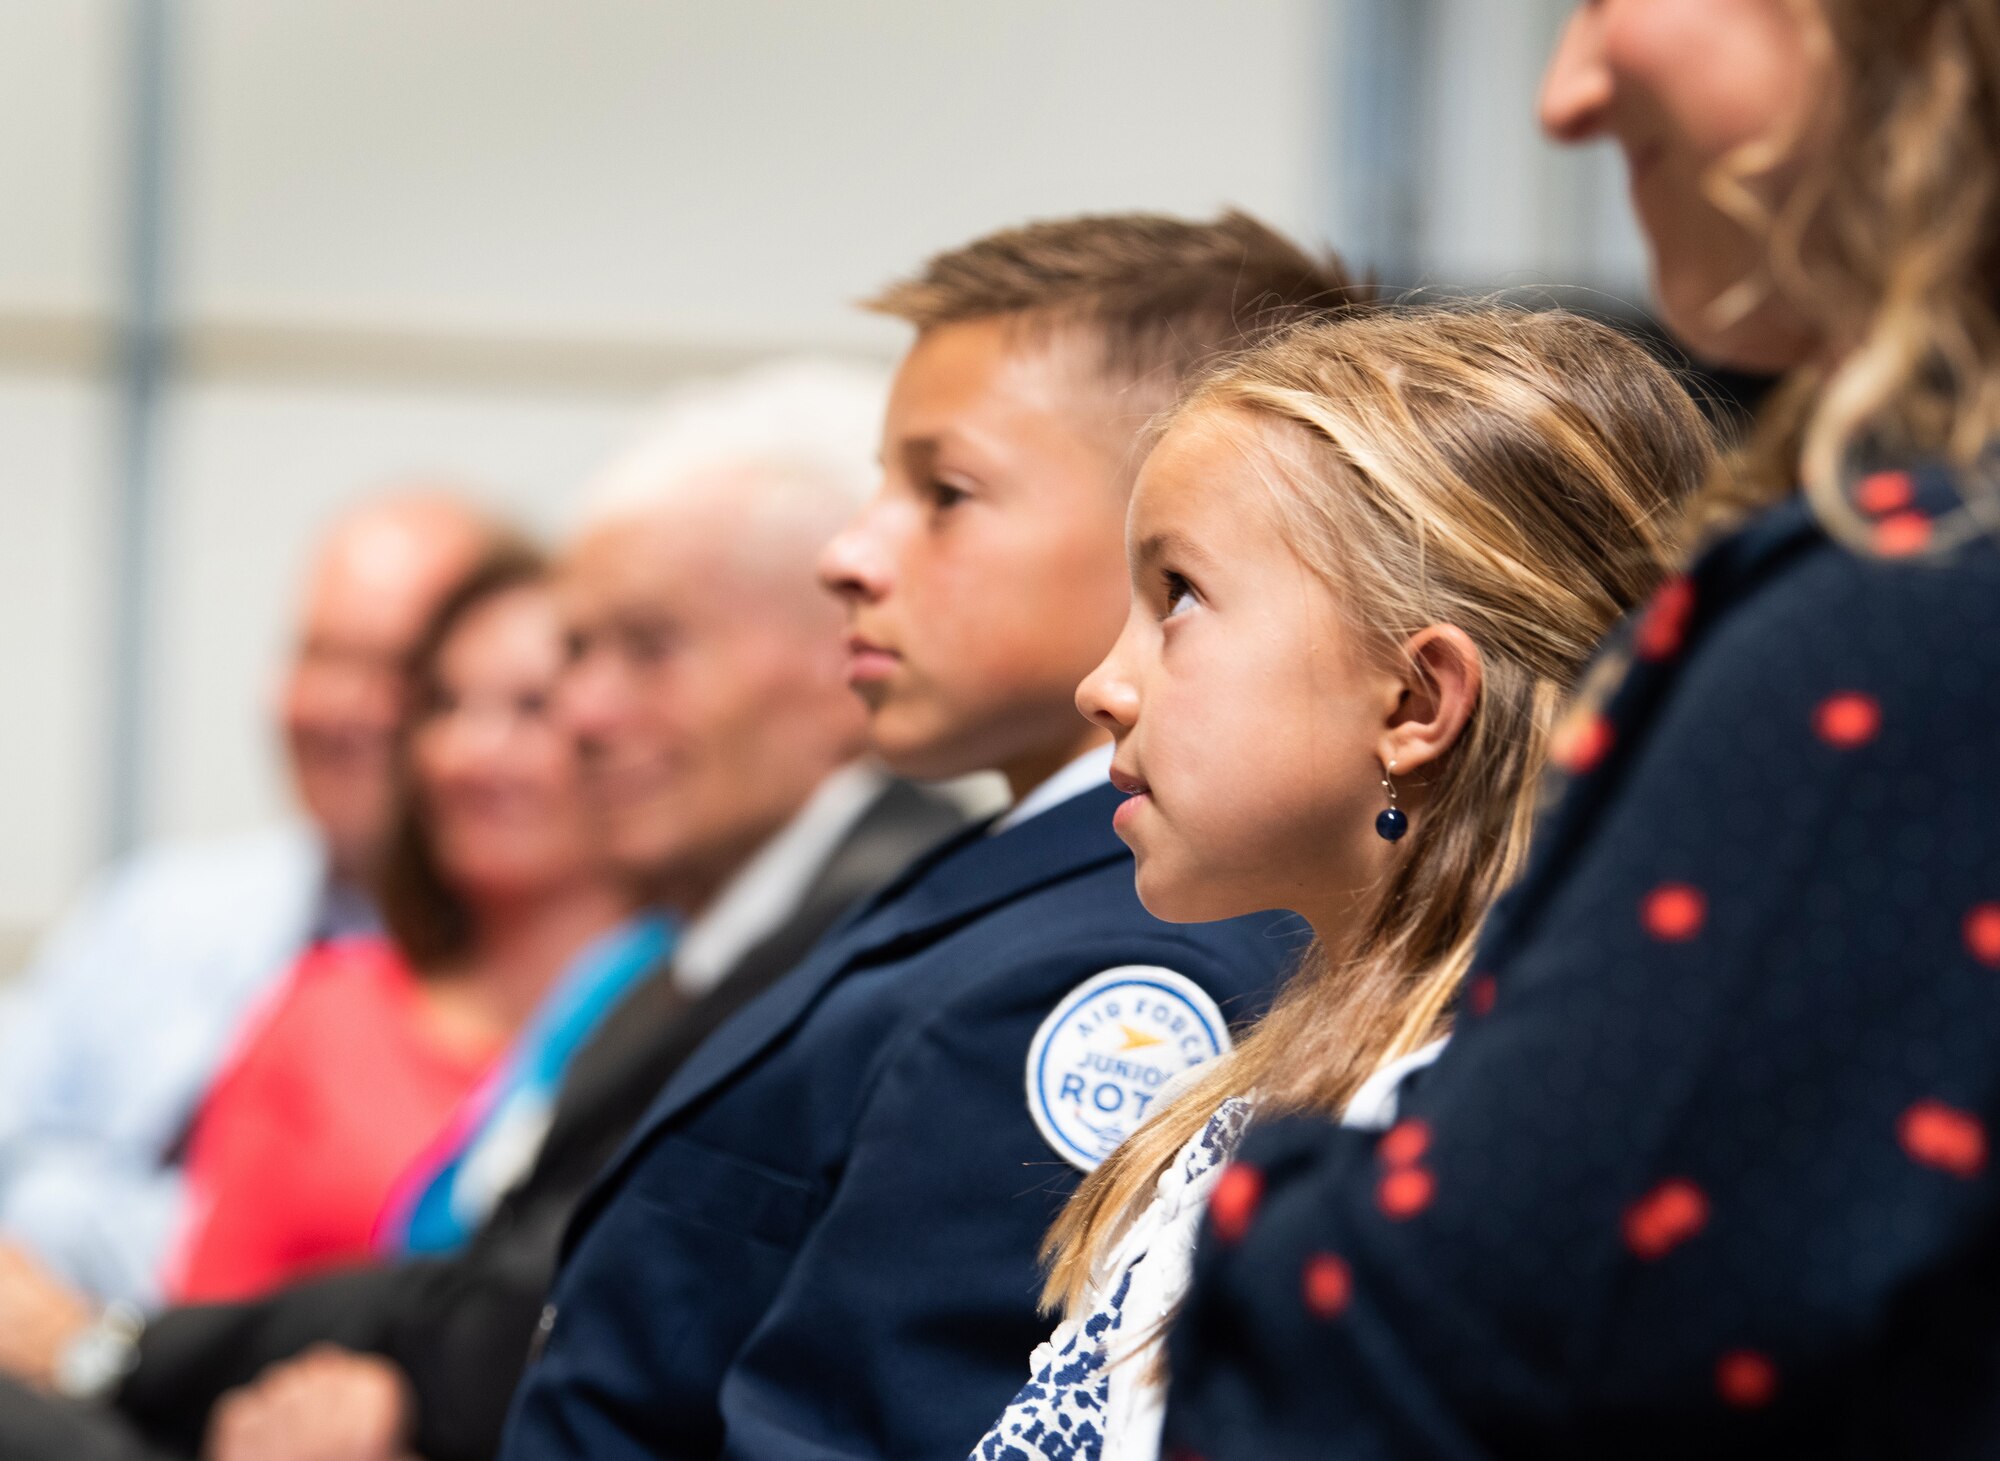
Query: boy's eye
927 479 969 510
1161 570 1199 620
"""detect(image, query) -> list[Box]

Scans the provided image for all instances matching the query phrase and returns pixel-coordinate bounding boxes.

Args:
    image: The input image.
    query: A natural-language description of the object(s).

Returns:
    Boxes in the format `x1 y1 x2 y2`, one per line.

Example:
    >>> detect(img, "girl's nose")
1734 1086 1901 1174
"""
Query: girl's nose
1077 638 1141 734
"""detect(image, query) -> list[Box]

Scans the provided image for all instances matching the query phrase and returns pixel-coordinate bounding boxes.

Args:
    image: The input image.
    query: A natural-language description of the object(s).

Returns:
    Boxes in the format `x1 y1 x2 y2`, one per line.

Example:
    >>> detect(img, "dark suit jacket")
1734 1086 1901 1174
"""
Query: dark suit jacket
1167 470 2000 1458
500 783 1306 1461
109 779 967 1461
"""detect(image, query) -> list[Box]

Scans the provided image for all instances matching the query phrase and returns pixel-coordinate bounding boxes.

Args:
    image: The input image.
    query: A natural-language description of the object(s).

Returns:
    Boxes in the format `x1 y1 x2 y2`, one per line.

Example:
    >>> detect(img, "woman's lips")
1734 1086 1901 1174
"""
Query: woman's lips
1625 137 1667 184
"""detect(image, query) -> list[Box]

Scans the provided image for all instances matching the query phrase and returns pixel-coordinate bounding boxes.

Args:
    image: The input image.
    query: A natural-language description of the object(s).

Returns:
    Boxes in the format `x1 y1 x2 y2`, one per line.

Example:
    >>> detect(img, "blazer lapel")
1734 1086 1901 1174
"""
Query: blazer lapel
635 782 1130 1136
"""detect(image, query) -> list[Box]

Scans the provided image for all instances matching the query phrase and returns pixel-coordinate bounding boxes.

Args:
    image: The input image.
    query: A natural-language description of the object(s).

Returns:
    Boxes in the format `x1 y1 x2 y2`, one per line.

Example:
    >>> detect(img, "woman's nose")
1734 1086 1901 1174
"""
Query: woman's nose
1539 5 1615 144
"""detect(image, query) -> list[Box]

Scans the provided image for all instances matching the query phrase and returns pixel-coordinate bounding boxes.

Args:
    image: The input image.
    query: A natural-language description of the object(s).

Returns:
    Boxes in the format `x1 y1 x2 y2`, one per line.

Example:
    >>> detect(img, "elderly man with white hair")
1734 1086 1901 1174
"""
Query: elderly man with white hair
0 360 975 1461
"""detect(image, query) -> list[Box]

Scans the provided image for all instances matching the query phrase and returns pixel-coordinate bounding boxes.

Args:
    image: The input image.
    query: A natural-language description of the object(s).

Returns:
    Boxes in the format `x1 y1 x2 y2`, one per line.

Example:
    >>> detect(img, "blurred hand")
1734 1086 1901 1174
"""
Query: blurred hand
205 1346 418 1461
0 1241 92 1387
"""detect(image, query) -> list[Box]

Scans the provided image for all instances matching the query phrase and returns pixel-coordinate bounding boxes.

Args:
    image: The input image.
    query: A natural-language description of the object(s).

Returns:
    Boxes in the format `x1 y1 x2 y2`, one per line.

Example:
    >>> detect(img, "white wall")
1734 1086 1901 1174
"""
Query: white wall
0 0 1652 968
0 2 115 961
147 384 645 842
0 378 109 940
180 0 1331 346
1419 0 1645 294
0 0 1342 962
0 0 114 319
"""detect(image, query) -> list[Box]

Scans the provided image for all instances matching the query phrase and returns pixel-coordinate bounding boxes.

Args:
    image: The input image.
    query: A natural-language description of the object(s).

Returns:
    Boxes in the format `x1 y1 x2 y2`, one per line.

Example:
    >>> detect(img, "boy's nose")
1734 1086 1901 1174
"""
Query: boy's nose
1538 5 1614 144
817 519 889 603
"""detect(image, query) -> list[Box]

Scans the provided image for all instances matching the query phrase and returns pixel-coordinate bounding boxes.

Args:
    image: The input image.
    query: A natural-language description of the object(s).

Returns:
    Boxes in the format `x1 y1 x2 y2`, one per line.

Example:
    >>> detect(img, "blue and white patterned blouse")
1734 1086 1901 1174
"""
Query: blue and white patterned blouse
974 1041 1444 1461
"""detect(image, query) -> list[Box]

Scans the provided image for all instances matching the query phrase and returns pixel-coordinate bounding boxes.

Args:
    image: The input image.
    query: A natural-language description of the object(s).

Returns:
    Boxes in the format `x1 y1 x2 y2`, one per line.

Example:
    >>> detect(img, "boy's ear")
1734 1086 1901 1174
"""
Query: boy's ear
1380 625 1483 777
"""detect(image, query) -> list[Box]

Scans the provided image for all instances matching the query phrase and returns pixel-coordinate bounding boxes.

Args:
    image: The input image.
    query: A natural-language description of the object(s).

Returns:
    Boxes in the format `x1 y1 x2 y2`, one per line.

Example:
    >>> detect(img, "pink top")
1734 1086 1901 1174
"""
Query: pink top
168 936 499 1303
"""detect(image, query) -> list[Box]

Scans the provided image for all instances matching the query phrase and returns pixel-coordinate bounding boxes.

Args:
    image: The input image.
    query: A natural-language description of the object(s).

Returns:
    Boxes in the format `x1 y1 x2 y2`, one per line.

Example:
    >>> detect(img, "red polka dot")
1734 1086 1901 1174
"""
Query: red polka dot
1813 692 1881 748
1642 883 1707 942
1622 1178 1710 1260
1378 1119 1430 1168
1209 1163 1264 1244
1716 1350 1779 1409
1301 1253 1352 1319
1635 576 1696 661
1377 1165 1435 1220
1467 973 1498 1017
1551 712 1615 775
1965 904 2000 969
1899 1100 1988 1179
1855 470 1915 515
1873 510 1933 557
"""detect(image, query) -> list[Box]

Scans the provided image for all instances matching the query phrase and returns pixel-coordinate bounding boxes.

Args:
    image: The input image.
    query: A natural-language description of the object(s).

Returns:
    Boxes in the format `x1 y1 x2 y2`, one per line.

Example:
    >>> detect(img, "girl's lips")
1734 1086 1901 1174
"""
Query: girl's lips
1108 765 1150 797
1112 790 1150 832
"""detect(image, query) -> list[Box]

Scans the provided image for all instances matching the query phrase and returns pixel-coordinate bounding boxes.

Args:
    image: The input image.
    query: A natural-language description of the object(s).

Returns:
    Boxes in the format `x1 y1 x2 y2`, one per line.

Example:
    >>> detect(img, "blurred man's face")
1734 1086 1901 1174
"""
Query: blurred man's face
557 503 864 910
278 507 483 881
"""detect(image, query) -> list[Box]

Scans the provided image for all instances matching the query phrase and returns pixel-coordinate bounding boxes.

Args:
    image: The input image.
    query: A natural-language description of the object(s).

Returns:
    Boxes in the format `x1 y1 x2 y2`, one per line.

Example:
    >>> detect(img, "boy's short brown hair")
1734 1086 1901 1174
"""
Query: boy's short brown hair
866 209 1367 409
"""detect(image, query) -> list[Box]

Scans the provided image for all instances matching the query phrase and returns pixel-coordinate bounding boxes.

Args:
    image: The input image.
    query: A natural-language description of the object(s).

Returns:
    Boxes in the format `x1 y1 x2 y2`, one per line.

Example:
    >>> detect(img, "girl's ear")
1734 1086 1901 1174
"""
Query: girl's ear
1380 625 1483 776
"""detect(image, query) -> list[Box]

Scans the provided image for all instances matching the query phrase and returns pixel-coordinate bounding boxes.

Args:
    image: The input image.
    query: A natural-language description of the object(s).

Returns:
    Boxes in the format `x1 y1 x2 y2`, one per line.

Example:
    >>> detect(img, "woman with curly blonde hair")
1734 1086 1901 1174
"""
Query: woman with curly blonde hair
1164 2 2000 1457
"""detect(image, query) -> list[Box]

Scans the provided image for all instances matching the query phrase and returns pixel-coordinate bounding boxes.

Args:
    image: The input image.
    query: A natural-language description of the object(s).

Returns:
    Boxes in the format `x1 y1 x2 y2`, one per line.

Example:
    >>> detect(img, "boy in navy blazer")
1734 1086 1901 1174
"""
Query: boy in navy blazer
499 212 1362 1461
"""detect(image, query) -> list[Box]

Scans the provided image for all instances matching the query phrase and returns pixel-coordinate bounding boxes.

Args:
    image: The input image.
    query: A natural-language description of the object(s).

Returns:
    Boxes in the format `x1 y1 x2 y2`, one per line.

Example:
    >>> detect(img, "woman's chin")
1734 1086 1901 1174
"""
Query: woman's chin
1654 260 1819 376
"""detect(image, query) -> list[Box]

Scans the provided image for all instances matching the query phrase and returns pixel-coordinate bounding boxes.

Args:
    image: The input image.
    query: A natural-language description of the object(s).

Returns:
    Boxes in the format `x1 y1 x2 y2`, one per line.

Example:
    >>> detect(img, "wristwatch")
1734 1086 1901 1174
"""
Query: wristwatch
53 1301 146 1401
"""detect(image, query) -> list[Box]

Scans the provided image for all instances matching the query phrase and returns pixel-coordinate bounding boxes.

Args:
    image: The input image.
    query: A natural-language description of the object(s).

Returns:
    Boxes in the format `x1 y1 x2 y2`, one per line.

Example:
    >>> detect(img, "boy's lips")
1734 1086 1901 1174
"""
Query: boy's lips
843 633 901 683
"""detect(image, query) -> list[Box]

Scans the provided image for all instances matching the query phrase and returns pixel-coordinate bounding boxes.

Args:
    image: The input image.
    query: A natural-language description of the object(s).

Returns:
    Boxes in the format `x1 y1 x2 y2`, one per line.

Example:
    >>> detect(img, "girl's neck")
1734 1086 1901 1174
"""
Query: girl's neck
1295 852 1398 969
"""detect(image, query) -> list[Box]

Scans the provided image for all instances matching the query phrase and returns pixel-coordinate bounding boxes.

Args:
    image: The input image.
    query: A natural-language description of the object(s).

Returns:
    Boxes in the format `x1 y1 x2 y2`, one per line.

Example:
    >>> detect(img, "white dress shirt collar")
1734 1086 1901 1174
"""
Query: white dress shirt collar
991 742 1116 835
672 762 888 998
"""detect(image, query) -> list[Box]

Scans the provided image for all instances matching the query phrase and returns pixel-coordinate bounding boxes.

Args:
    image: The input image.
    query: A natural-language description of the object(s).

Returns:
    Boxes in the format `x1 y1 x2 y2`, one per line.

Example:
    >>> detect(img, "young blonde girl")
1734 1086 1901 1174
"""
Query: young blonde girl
973 305 1713 1460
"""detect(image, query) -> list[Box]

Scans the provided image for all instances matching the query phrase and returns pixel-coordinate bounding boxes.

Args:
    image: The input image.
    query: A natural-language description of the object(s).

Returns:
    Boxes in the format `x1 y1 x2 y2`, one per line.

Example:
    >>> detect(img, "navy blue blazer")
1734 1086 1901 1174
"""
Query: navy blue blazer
500 783 1302 1461
1166 469 2000 1459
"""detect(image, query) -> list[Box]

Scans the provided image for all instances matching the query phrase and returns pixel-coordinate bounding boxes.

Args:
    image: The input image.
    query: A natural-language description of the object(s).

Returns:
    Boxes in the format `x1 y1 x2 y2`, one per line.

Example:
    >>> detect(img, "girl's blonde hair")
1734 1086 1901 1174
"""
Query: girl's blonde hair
1043 306 1715 1312
1699 0 2000 543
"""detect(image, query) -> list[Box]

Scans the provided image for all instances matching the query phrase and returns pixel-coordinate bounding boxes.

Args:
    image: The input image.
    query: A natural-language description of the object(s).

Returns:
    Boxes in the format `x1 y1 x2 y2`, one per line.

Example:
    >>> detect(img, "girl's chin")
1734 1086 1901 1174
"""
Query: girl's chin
1133 860 1239 926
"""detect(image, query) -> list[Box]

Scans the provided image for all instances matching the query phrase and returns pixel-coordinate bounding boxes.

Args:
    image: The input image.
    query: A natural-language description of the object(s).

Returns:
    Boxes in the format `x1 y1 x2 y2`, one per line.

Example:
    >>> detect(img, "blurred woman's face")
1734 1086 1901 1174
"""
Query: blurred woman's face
412 585 601 901
1540 0 1826 372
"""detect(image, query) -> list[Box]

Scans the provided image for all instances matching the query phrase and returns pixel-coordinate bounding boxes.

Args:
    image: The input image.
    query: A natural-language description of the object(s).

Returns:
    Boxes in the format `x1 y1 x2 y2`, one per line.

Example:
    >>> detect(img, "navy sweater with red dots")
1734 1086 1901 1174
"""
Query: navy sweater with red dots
1165 469 2000 1460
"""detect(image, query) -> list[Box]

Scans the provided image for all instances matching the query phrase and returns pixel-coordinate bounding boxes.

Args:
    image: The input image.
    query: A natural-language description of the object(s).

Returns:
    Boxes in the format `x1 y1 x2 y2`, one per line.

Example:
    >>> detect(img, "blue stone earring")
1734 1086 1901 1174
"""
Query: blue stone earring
1376 759 1408 842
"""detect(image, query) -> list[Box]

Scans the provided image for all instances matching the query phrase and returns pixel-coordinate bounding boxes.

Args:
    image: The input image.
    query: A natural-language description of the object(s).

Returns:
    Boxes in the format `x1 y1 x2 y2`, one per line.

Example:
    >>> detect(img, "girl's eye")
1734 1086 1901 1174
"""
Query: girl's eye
1162 570 1199 620
929 479 969 510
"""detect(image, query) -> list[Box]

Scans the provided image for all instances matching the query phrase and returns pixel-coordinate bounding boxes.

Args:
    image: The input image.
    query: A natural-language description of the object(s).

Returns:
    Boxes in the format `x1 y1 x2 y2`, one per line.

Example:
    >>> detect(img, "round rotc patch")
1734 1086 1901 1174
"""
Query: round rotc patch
1026 966 1232 1171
